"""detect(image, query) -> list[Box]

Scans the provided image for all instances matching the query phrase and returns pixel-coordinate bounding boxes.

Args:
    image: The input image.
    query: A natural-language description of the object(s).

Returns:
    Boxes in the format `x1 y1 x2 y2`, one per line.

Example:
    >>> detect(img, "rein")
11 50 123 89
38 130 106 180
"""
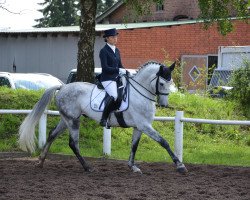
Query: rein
125 75 156 102
125 73 170 102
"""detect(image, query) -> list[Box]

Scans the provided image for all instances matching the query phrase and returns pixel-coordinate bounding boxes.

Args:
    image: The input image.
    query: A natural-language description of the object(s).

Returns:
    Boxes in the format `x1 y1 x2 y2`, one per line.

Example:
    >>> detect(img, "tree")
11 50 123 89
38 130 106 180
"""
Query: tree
76 0 117 83
198 0 249 35
105 0 116 8
0 0 22 14
96 0 117 16
96 0 105 16
34 0 79 27
76 0 249 82
76 0 163 82
32 0 115 82
228 60 250 118
34 0 116 28
76 0 97 83
124 0 249 35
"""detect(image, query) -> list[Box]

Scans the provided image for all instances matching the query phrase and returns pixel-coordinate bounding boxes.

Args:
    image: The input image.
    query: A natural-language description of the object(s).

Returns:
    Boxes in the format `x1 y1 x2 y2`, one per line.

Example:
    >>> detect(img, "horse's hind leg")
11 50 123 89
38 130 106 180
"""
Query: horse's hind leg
37 119 67 167
67 118 92 172
128 128 142 173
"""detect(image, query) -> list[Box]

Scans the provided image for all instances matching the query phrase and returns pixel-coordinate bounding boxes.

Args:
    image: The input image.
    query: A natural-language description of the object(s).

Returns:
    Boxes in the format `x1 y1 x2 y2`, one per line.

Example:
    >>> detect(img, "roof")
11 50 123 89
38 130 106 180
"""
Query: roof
96 0 124 23
0 20 200 34
0 16 245 34
0 26 79 34
95 20 200 30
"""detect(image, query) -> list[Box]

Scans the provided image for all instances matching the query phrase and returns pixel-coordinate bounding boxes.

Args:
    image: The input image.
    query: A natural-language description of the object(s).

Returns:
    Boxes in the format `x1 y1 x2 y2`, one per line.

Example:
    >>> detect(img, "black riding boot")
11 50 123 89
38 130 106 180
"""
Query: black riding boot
100 96 115 127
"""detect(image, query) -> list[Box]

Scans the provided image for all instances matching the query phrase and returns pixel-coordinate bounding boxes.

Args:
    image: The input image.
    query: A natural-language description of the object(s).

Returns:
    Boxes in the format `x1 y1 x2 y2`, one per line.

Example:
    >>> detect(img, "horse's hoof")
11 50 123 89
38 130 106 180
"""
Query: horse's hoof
85 167 94 172
176 163 188 174
131 165 142 174
35 162 44 168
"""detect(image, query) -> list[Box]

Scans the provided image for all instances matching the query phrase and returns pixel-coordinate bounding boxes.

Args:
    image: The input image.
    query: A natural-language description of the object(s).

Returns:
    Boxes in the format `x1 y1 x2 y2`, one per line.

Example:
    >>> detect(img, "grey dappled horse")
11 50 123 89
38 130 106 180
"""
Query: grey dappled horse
18 61 187 174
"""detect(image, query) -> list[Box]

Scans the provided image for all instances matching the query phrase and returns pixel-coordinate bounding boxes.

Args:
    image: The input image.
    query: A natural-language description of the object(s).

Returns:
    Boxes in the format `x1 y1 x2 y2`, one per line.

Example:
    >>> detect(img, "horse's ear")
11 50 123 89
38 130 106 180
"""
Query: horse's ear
169 62 176 71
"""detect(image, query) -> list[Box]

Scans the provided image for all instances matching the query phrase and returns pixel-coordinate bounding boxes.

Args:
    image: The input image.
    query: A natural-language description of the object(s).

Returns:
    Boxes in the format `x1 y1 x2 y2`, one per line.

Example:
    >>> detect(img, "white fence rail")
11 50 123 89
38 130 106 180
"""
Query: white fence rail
1 109 250 162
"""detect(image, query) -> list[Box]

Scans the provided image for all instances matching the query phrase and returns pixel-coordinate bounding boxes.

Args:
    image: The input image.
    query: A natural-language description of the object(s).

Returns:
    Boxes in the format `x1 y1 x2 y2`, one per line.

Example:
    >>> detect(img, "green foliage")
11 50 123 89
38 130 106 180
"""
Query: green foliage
228 60 250 117
123 0 164 22
208 86 230 97
0 88 249 166
164 92 249 138
0 88 56 140
198 0 249 35
35 0 80 27
97 0 117 15
162 49 182 88
35 0 118 27
124 0 249 35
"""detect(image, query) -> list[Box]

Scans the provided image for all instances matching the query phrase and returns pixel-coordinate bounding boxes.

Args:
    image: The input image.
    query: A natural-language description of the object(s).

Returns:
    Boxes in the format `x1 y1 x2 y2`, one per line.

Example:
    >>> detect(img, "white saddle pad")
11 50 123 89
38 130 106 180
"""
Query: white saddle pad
90 85 129 112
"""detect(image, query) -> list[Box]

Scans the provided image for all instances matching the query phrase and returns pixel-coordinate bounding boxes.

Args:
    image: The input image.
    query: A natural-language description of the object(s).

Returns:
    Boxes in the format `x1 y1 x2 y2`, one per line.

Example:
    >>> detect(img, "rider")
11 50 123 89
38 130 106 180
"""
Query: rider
99 28 126 127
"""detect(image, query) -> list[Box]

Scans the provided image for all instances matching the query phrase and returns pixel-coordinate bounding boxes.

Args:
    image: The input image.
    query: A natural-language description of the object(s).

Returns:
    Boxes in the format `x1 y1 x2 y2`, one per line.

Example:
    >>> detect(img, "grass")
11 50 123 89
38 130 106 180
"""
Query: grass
0 88 249 166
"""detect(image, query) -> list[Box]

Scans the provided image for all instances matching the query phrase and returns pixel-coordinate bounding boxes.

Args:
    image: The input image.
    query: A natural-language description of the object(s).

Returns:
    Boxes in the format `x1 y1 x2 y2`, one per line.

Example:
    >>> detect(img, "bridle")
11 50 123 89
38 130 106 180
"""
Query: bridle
151 75 170 96
124 65 171 102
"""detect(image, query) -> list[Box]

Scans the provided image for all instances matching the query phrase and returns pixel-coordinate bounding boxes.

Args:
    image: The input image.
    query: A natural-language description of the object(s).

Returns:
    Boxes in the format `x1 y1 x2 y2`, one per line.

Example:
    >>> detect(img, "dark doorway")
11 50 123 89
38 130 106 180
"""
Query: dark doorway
207 55 218 85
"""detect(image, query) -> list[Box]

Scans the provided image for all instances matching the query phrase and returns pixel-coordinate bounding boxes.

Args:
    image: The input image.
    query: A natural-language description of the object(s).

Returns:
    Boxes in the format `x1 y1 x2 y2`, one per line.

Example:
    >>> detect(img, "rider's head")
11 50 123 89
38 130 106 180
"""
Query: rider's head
103 28 119 45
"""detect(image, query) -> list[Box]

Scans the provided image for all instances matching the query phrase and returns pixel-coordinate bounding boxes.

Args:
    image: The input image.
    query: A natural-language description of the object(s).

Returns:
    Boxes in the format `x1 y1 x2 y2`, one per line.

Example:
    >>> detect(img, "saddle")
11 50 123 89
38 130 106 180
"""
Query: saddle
90 75 129 112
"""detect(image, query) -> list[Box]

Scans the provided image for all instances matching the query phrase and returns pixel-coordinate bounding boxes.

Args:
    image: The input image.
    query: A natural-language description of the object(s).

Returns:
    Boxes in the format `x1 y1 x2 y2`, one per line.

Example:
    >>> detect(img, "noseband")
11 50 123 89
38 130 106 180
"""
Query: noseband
154 76 170 96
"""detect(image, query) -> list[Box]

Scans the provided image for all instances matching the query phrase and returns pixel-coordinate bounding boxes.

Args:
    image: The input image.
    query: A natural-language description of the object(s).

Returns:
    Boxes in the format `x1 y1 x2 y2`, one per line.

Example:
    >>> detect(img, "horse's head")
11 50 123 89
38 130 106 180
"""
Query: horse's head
131 61 175 106
153 62 175 107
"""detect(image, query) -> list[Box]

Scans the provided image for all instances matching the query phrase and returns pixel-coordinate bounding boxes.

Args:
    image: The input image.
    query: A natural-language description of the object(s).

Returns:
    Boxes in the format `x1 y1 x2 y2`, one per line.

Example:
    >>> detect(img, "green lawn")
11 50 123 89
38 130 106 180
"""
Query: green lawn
0 89 249 166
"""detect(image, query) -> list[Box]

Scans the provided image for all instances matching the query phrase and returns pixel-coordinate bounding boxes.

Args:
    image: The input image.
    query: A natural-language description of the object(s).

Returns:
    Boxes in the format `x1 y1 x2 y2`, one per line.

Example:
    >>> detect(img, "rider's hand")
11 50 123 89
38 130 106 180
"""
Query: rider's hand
119 68 126 75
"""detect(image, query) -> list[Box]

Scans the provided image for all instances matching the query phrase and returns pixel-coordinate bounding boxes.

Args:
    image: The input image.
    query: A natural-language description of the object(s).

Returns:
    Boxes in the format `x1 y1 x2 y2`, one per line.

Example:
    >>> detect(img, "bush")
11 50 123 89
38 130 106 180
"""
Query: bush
228 60 250 118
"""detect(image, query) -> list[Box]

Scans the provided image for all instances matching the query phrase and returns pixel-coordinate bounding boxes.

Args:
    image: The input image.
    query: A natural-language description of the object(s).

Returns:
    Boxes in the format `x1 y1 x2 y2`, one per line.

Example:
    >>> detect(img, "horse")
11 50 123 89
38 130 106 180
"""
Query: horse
18 61 188 174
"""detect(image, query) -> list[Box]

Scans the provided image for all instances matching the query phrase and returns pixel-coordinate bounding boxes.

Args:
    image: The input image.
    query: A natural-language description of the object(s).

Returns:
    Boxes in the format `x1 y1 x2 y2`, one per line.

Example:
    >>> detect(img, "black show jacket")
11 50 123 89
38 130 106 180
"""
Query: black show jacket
99 44 124 82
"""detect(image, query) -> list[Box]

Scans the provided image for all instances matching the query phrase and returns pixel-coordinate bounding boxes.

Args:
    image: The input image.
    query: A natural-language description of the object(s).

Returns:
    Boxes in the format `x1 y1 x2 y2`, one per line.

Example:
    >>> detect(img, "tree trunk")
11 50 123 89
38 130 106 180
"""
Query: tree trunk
76 0 97 82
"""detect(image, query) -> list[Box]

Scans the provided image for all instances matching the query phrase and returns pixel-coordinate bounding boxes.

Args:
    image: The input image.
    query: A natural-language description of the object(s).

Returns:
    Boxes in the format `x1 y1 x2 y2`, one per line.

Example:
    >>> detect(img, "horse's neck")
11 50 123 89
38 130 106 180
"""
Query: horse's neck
134 65 158 85
130 66 157 112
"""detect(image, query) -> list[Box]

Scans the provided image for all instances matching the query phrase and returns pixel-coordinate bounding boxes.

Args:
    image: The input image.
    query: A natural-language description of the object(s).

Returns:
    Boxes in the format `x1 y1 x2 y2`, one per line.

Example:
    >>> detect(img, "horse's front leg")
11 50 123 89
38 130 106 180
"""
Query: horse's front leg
128 128 142 173
139 125 188 174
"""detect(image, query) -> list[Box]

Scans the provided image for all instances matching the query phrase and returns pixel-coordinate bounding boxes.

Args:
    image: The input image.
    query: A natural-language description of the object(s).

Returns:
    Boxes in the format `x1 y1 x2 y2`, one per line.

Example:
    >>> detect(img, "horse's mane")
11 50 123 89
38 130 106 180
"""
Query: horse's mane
135 60 161 75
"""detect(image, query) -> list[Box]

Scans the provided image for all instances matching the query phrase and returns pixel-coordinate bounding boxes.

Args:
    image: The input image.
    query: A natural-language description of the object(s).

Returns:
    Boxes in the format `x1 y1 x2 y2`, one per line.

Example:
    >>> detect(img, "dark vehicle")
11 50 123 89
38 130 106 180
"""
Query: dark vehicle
66 68 136 84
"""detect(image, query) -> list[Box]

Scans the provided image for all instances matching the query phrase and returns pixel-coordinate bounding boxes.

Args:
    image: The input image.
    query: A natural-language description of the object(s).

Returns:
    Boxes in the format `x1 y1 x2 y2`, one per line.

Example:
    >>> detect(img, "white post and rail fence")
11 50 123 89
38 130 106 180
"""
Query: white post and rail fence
1 109 250 162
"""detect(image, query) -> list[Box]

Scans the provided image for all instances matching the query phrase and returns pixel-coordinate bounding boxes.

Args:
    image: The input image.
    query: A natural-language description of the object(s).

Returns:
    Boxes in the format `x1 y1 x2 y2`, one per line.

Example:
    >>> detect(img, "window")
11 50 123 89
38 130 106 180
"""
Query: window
156 3 164 11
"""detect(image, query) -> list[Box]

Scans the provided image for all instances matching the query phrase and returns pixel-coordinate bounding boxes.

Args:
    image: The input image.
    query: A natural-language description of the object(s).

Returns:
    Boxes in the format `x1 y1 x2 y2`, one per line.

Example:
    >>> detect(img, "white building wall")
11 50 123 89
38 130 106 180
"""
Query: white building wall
218 46 250 70
0 34 105 82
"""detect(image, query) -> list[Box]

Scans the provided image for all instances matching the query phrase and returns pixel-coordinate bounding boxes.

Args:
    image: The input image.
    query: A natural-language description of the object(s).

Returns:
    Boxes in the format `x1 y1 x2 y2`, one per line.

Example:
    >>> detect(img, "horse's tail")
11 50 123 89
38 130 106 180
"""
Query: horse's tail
18 85 62 153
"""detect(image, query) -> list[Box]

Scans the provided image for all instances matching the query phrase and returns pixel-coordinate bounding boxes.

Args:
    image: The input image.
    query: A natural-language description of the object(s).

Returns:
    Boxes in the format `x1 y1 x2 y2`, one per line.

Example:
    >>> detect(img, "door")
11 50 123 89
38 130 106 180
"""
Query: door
181 55 208 92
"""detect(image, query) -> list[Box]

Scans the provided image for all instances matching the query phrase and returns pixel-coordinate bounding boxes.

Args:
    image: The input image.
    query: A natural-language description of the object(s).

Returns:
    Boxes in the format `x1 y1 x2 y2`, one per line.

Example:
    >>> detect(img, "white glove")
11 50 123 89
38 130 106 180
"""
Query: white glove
119 68 126 75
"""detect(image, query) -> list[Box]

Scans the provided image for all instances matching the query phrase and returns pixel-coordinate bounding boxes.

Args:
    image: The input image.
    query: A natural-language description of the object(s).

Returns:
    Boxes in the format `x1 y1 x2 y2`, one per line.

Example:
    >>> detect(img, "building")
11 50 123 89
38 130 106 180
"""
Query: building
97 0 200 24
0 26 103 83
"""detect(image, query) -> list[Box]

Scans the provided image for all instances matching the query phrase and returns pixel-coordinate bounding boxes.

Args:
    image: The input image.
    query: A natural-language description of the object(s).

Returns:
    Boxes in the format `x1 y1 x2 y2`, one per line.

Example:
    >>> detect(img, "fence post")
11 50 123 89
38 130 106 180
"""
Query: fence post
174 111 184 162
103 127 111 155
38 113 47 149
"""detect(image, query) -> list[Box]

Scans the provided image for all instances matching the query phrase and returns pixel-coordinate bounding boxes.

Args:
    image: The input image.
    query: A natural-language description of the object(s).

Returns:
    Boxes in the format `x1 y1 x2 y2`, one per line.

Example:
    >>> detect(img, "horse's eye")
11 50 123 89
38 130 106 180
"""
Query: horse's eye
160 83 164 86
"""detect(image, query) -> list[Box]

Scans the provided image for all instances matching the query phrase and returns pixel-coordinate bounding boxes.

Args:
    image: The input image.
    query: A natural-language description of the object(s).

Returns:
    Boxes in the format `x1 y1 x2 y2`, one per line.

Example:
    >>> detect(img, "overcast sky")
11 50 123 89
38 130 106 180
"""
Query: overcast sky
0 0 44 30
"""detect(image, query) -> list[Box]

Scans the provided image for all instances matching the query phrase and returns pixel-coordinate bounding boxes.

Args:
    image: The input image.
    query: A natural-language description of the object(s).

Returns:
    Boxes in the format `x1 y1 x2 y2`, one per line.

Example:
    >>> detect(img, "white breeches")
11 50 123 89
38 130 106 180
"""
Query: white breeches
101 81 118 100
